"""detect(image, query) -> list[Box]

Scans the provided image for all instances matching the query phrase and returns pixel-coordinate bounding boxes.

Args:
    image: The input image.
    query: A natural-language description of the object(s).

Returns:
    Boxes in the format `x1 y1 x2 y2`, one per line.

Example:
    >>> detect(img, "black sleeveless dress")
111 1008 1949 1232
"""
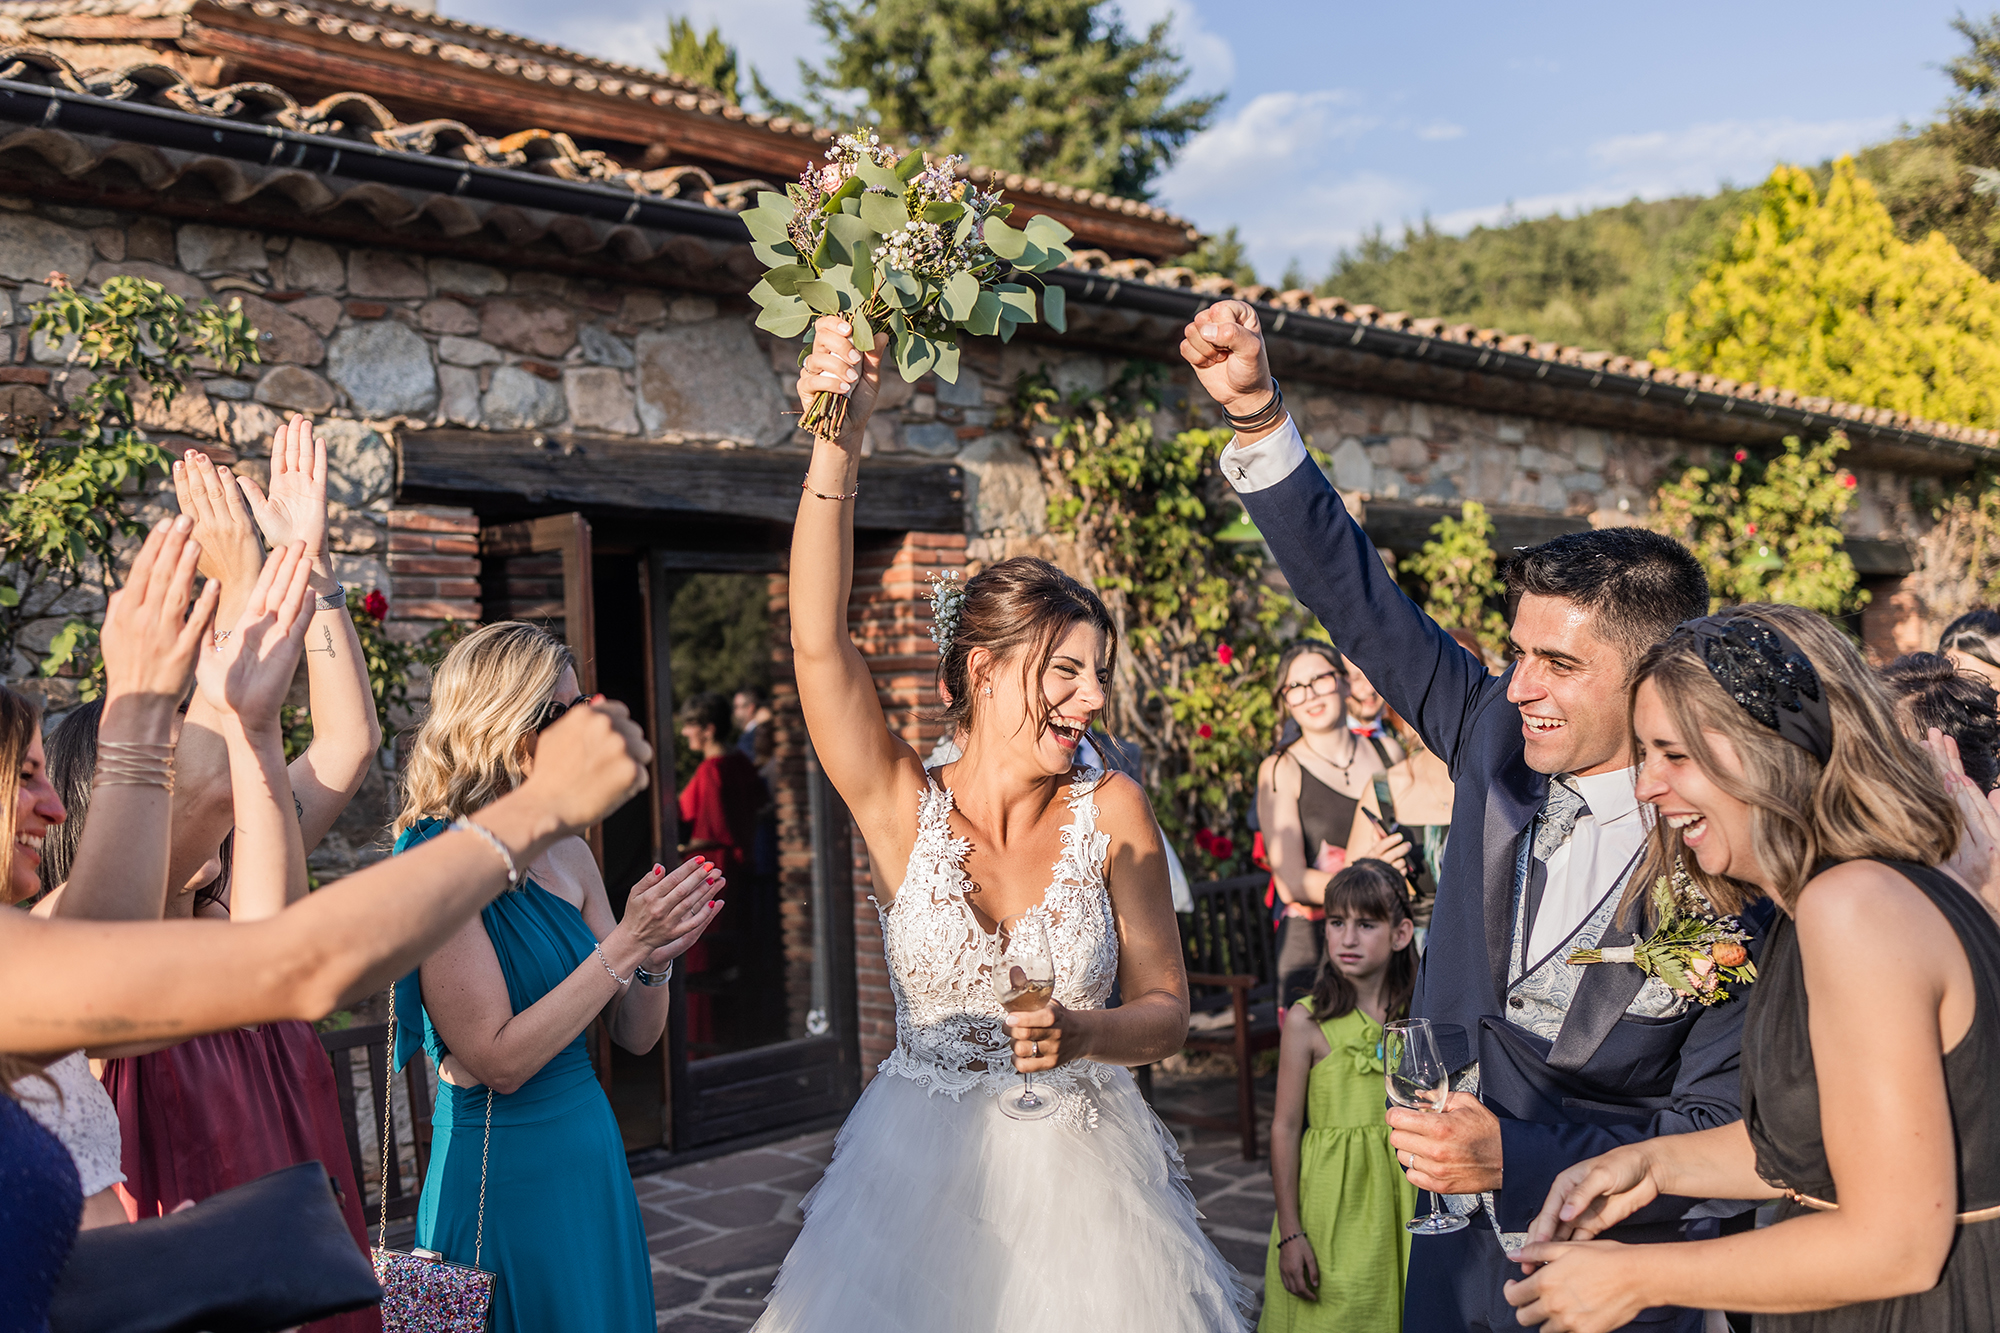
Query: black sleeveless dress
1741 860 2000 1331
1275 764 1360 1008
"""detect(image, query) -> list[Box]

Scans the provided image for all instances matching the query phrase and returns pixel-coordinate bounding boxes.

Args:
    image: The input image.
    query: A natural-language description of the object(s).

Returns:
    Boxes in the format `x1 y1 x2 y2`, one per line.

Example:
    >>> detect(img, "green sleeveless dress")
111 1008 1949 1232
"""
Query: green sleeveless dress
1258 1003 1415 1333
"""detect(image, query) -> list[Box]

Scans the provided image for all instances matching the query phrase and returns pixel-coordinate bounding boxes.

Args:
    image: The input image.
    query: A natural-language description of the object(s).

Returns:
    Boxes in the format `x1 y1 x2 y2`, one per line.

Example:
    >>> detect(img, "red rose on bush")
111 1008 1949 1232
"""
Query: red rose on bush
1197 723 1213 739
1194 827 1216 855
1217 644 1234 666
362 589 389 621
1733 450 1747 463
1841 474 1857 489
1745 523 1757 536
1210 836 1235 859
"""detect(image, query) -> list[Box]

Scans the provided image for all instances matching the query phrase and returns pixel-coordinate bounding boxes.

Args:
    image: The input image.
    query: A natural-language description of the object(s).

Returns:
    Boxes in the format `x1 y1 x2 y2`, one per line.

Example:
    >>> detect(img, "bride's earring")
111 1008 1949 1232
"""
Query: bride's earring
982 687 991 695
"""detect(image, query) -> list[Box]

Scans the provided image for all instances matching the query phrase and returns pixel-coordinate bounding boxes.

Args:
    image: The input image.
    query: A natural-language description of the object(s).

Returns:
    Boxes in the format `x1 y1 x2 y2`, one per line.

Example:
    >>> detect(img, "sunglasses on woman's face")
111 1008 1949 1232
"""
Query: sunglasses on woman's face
534 695 588 733
1279 671 1343 706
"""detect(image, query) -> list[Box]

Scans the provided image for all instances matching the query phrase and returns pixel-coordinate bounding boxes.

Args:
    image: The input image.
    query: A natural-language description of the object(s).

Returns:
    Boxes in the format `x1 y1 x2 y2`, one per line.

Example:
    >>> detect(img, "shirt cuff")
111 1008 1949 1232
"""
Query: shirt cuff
1217 417 1308 493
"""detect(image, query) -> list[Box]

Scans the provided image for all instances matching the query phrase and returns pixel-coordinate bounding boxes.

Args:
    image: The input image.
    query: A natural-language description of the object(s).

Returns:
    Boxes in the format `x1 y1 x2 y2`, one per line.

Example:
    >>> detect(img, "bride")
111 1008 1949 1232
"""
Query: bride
754 317 1250 1331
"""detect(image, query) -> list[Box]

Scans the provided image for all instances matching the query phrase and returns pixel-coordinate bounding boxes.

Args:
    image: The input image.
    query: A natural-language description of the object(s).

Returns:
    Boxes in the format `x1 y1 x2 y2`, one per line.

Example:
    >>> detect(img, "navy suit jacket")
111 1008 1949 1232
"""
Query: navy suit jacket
1239 452 1764 1235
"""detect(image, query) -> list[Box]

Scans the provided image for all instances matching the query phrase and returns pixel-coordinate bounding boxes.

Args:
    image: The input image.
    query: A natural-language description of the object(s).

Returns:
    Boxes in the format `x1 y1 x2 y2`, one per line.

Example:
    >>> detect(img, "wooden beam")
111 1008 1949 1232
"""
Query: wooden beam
400 430 965 533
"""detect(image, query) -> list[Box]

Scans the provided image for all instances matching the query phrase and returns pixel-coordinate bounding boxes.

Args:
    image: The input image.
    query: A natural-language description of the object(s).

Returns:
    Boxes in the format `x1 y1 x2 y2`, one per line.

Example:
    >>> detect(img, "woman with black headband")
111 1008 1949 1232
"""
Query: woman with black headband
1502 604 2000 1333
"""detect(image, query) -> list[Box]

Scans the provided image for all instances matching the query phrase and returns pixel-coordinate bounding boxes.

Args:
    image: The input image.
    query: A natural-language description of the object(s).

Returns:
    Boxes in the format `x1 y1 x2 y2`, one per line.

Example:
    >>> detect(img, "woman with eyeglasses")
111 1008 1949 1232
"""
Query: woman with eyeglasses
389 621 725 1333
1258 641 1409 1010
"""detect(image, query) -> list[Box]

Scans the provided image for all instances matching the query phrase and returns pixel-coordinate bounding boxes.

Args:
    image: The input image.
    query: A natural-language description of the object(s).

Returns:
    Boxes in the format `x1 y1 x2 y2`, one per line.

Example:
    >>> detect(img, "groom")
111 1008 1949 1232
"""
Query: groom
1180 302 1764 1333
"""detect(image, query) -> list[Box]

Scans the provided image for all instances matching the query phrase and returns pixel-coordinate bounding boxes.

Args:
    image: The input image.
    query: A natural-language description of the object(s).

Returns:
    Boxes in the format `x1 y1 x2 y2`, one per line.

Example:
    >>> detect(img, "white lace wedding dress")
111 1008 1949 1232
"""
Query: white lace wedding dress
753 767 1251 1332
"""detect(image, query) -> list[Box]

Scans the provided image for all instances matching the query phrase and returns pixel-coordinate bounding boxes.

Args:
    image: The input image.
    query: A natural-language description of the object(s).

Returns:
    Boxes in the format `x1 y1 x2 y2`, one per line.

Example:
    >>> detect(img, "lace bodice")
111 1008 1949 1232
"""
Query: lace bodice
875 768 1120 1127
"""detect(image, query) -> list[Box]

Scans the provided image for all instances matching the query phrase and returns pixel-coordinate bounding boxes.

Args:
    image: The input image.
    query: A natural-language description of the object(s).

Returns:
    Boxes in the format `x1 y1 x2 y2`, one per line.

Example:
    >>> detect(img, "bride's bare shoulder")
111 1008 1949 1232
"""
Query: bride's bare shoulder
1086 770 1161 843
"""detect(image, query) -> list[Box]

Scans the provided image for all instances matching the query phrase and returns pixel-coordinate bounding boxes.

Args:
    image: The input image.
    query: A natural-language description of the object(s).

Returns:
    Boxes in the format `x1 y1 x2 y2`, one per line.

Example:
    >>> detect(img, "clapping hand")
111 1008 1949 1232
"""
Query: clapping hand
99 515 220 704
194 540 315 733
172 447 262 592
615 857 725 969
1927 727 2000 916
237 415 327 563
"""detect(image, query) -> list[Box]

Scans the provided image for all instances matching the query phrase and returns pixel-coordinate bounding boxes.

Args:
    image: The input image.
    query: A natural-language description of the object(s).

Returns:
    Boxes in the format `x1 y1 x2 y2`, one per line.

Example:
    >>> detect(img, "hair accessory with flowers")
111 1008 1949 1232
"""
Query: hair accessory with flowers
742 128 1074 441
927 569 966 657
1567 868 1757 1006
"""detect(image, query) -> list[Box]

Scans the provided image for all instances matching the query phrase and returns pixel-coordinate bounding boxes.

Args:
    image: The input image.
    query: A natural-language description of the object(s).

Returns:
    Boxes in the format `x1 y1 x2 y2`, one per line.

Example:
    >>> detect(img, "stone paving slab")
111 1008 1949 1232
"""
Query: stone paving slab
643 1063 1278 1331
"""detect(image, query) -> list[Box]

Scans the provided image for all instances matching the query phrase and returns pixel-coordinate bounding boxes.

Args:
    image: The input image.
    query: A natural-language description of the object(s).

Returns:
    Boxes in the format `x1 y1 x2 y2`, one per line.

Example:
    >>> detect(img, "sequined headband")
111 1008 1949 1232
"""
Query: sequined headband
1669 615 1834 763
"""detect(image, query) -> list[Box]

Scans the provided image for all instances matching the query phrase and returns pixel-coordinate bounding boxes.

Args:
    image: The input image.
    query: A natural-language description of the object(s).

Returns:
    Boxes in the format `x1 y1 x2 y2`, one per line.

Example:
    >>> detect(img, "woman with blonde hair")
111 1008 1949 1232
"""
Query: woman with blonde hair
1506 605 1999 1332
1 519 658 1333
390 621 723 1333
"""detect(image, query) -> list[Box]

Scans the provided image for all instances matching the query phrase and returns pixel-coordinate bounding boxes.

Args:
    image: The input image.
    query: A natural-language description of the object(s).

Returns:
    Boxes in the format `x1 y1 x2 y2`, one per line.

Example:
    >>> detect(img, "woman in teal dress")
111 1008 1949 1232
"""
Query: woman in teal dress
391 623 726 1333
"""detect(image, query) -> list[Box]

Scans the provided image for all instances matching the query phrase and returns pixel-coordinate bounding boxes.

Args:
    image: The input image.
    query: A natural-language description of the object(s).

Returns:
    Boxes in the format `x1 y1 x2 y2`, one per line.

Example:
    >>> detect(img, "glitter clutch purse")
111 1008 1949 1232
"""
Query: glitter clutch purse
372 985 497 1332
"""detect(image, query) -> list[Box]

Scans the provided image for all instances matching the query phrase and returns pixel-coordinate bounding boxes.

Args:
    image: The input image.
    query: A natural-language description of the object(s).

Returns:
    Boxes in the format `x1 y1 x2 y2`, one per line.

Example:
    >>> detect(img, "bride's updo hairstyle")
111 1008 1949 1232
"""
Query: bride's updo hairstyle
1627 603 1958 918
395 621 574 839
935 557 1115 737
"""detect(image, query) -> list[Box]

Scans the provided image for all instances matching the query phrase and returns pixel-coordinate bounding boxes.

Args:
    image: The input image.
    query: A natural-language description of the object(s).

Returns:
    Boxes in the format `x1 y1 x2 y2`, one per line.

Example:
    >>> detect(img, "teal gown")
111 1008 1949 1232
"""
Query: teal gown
392 818 653 1333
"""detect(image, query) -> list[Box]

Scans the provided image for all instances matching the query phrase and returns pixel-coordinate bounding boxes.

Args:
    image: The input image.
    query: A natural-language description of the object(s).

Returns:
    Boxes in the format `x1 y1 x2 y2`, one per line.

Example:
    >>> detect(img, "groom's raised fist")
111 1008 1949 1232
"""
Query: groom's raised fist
1181 300 1282 437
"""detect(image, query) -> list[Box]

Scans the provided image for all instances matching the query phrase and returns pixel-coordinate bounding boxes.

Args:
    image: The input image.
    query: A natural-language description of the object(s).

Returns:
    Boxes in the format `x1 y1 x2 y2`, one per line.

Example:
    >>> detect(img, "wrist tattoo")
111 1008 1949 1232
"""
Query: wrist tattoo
307 625 336 658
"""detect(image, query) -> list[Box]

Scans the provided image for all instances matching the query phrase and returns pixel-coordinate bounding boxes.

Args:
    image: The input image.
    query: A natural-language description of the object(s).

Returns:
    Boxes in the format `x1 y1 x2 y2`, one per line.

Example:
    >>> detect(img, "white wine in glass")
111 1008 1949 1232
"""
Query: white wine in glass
994 912 1059 1122
1384 1018 1469 1236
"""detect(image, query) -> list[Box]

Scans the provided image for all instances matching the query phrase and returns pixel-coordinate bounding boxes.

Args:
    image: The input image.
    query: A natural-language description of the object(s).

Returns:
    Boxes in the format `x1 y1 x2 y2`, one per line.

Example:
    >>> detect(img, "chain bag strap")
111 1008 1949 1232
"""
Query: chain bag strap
371 980 498 1332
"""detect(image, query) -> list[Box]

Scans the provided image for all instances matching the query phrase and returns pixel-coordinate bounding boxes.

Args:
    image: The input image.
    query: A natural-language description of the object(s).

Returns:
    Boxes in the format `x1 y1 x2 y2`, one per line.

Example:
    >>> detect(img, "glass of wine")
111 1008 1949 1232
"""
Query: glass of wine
1384 1017 1468 1235
993 912 1059 1122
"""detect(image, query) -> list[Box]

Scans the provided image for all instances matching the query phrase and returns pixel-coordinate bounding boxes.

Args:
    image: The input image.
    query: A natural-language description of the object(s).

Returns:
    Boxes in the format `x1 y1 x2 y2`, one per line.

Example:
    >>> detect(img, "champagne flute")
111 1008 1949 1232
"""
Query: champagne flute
993 912 1059 1122
1384 1017 1468 1235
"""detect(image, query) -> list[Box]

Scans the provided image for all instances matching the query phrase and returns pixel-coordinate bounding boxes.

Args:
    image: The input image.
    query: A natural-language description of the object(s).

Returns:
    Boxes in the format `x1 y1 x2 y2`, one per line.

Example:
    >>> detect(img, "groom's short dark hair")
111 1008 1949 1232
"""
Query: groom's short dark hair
1504 528 1708 664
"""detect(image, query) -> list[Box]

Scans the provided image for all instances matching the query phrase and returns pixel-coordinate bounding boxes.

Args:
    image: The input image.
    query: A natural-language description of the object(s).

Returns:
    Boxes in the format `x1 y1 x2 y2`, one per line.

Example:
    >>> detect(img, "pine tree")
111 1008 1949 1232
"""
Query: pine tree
659 17 740 103
1168 226 1256 285
1657 158 2000 429
787 0 1218 199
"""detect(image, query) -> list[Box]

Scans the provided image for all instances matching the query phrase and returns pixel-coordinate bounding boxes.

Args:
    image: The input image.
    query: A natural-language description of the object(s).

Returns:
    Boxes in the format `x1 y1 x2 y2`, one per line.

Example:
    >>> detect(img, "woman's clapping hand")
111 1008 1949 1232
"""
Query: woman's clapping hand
616 857 725 969
194 540 316 732
237 415 328 562
99 515 221 704
513 699 652 836
172 448 262 593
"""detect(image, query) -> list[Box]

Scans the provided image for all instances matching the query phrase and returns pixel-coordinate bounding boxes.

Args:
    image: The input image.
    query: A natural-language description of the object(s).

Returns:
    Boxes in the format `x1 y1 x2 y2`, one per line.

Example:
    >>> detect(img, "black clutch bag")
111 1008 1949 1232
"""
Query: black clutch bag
49 1160 383 1333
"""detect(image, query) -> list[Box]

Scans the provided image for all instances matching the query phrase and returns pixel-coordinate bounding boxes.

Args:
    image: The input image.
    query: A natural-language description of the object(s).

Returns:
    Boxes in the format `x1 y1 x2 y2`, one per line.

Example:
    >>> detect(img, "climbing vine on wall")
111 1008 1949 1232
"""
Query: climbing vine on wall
1016 363 1288 874
1647 432 1866 617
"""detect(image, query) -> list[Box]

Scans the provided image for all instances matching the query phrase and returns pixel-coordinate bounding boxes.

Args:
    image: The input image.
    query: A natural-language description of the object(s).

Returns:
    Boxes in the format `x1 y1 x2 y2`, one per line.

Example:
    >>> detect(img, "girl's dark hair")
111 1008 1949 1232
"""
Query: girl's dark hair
935 557 1116 735
1880 651 2000 790
1305 858 1417 1023
1940 608 2000 671
41 699 101 894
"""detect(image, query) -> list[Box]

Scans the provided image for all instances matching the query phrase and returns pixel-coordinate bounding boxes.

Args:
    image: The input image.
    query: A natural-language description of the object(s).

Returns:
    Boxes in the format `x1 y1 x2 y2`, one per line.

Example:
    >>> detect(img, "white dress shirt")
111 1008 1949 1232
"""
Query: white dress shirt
1218 417 1311 493
1524 767 1646 967
1212 415 1651 955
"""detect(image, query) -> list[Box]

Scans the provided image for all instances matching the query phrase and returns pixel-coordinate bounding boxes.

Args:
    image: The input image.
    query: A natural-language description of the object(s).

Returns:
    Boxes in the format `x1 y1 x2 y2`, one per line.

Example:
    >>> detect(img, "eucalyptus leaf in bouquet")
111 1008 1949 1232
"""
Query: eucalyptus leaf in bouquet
746 129 1074 440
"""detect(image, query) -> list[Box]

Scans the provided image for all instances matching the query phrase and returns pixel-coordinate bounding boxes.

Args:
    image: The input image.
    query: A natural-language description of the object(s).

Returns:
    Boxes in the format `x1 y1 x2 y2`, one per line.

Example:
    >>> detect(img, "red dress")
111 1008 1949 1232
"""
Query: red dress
100 1021 382 1333
677 750 766 1045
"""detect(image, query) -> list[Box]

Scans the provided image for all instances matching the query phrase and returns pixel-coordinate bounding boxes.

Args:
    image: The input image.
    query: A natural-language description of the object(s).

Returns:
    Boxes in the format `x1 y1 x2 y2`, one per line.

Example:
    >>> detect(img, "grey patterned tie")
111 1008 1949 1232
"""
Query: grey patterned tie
1524 779 1589 943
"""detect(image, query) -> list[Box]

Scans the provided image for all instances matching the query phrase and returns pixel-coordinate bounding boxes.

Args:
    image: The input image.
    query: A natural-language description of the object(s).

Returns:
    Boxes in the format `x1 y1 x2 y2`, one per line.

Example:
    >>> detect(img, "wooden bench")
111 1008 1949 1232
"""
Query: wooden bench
1174 873 1283 1161
320 1022 432 1239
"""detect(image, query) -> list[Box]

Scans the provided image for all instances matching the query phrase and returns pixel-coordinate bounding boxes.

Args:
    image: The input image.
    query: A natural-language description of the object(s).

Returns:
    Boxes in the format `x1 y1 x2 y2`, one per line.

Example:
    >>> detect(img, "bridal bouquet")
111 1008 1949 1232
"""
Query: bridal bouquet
1567 872 1756 1006
743 129 1074 439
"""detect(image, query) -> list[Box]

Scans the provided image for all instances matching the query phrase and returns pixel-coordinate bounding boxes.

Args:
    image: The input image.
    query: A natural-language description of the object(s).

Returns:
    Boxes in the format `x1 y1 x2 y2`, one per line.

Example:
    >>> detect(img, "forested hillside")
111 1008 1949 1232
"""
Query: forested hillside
1289 15 2000 361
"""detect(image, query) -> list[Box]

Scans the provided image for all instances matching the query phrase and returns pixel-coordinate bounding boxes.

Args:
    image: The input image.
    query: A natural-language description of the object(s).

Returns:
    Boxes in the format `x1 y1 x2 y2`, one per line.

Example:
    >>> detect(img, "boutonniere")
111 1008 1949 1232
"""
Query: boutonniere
1568 872 1757 1006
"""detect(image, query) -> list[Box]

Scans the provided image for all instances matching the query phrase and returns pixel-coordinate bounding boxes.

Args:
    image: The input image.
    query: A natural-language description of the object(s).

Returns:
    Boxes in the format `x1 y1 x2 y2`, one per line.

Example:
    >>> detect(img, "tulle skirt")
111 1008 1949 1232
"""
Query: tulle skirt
754 1065 1253 1332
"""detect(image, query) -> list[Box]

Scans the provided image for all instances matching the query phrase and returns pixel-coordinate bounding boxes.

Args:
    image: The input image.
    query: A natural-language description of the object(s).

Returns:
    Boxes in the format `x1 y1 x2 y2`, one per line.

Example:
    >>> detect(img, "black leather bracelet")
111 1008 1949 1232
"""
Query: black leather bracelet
1220 378 1285 430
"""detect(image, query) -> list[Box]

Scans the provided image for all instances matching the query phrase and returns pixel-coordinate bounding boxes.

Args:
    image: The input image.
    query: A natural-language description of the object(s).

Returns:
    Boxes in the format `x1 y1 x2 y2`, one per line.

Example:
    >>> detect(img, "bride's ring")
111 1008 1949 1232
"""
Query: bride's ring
1031 1041 1040 1057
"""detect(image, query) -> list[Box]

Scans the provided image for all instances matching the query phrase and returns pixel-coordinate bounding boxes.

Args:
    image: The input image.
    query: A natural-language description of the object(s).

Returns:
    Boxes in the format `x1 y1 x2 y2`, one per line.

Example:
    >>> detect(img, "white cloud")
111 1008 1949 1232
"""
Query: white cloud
1416 122 1465 142
1160 90 1374 197
1114 0 1235 98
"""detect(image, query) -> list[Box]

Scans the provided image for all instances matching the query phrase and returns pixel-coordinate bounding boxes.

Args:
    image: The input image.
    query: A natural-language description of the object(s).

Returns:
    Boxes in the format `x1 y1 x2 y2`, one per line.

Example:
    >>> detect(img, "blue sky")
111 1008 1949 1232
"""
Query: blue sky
452 1 1972 281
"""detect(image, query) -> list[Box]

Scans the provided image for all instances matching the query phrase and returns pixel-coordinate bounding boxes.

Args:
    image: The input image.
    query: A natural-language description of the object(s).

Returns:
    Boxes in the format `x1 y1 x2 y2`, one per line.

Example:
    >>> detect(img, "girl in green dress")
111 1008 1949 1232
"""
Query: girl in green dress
1260 858 1419 1333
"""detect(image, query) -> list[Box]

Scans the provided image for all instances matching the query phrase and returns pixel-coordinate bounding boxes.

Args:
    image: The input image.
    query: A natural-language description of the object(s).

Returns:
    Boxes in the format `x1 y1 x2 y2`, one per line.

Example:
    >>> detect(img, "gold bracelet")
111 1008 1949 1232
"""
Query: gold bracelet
94 741 175 792
801 476 858 501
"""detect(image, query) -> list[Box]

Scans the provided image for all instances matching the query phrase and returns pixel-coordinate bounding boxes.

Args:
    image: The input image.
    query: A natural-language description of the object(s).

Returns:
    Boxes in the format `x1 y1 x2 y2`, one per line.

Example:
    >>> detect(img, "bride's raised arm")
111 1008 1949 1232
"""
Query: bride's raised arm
789 316 931 874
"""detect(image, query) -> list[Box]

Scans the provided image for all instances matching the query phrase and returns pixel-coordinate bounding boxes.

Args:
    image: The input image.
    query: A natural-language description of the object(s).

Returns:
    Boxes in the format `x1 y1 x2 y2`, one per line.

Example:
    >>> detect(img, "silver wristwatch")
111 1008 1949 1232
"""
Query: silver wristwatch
635 959 674 987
